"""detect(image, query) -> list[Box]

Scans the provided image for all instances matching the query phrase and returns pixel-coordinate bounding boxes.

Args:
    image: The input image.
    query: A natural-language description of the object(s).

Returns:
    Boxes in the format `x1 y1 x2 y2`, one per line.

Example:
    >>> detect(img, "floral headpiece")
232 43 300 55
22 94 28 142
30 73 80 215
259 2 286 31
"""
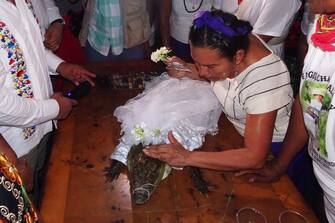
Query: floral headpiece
193 11 250 37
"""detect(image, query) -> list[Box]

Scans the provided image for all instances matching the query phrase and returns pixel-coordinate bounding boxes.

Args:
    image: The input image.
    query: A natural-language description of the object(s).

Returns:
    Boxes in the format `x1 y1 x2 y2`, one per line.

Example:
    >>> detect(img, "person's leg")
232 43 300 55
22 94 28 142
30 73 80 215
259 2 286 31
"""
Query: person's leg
170 37 192 62
120 43 145 60
271 142 328 222
21 132 53 209
86 41 143 61
85 41 119 61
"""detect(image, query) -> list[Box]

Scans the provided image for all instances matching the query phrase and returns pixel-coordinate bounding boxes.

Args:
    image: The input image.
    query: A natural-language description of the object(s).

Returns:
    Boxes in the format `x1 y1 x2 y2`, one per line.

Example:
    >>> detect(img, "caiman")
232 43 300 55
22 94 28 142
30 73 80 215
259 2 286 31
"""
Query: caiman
104 143 209 204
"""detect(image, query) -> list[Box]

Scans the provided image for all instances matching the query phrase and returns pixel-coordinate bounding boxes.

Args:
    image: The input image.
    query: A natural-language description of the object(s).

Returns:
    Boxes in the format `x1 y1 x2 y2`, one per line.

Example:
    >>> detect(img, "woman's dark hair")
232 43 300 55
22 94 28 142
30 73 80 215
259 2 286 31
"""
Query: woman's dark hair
189 10 253 61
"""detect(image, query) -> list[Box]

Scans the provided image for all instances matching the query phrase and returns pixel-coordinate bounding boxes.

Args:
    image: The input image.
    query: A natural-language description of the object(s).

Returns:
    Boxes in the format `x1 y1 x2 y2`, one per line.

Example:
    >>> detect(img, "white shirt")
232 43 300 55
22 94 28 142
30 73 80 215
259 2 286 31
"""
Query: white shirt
170 0 238 44
236 0 301 58
300 1 314 36
31 0 63 36
212 51 293 142
30 0 65 75
0 0 60 157
301 17 335 222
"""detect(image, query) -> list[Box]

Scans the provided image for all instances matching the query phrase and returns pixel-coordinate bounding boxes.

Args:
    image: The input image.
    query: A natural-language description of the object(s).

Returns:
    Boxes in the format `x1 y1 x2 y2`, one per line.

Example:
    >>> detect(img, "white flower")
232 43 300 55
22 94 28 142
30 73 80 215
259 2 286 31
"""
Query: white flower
151 46 172 63
131 123 146 142
151 128 161 137
130 123 164 145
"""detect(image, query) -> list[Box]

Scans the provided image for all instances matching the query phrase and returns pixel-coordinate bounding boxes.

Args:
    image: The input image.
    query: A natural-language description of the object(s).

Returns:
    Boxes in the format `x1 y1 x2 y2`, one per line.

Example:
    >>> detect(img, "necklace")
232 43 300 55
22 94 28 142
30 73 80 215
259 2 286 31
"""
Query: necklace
183 0 204 13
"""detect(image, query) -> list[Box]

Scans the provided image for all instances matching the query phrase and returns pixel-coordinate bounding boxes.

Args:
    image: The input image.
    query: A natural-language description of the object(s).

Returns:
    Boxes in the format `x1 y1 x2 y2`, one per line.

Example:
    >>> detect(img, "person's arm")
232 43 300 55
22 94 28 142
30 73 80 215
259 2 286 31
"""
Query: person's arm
45 50 96 86
249 0 301 43
0 58 75 126
44 21 64 51
45 49 65 73
271 96 309 174
0 87 59 127
256 34 273 43
43 0 64 51
43 0 63 24
0 79 80 125
144 110 277 170
237 96 309 182
309 0 335 14
186 111 277 170
166 56 203 80
56 62 96 86
159 0 172 47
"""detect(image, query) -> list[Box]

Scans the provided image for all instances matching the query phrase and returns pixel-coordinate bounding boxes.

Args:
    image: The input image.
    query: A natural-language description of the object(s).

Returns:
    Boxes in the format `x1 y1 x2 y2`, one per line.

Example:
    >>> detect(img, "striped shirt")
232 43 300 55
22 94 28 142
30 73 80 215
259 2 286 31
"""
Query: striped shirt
87 0 123 56
212 53 293 142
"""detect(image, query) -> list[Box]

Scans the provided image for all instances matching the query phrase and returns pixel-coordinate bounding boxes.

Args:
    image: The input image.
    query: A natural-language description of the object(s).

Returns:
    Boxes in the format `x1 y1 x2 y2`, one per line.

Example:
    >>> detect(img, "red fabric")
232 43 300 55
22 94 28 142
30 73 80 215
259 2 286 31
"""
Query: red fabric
311 14 335 51
53 16 85 91
54 16 85 64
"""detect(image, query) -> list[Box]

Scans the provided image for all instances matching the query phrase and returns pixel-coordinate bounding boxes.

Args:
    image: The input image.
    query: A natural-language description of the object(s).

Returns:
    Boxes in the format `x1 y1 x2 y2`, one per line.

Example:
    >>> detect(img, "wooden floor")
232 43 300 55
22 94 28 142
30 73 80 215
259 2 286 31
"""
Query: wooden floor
40 61 319 223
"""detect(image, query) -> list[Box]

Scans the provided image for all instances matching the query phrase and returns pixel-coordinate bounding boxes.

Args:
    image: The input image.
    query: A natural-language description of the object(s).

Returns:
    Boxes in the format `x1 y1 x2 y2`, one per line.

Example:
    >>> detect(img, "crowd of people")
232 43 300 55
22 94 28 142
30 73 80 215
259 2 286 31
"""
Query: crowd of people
0 0 334 222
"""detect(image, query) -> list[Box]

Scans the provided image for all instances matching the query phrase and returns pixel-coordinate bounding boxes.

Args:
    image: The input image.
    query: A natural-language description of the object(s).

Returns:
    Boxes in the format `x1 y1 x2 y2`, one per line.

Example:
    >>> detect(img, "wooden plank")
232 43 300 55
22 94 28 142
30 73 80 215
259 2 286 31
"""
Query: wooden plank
40 114 76 223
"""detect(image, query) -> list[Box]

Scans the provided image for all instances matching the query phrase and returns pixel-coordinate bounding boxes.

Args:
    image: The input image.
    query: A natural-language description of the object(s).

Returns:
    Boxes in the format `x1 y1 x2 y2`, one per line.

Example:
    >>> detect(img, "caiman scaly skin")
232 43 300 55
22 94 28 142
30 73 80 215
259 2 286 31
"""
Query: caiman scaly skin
105 144 209 204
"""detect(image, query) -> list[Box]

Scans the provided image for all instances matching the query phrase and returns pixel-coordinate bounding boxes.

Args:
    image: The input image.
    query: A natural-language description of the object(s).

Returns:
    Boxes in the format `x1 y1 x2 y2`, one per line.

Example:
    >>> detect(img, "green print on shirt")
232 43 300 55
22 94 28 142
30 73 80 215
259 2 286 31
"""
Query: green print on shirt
301 81 331 157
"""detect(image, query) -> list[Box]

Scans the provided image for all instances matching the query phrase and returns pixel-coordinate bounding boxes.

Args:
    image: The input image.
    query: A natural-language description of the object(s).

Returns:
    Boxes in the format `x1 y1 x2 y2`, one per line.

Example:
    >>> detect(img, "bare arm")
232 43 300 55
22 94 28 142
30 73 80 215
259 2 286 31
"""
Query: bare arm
145 110 277 170
166 56 203 80
257 34 273 43
273 96 309 173
237 96 309 182
159 0 172 47
186 111 277 170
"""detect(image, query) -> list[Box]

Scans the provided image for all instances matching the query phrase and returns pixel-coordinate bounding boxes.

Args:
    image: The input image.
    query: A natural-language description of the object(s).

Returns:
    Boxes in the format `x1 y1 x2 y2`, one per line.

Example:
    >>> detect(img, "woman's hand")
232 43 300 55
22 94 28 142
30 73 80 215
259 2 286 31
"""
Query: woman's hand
56 62 96 86
165 56 200 80
143 131 191 167
235 159 286 183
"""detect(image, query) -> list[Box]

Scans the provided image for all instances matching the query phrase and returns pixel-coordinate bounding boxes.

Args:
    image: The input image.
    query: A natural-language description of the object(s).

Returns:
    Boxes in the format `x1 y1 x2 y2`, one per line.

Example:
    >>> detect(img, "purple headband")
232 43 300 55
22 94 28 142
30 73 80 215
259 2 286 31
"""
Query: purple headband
194 11 250 37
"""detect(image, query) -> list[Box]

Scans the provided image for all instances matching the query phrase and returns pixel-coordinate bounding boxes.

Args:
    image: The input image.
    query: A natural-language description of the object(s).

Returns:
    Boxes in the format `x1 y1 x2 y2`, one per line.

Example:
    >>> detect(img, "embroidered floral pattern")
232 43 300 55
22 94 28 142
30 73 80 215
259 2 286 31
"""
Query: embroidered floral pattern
0 22 36 139
0 153 38 223
22 127 36 140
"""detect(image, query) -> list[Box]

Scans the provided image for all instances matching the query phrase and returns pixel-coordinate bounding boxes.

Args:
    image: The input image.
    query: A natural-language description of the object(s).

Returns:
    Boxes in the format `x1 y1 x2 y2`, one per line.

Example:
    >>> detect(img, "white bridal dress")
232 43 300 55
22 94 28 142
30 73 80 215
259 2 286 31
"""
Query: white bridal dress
111 73 222 164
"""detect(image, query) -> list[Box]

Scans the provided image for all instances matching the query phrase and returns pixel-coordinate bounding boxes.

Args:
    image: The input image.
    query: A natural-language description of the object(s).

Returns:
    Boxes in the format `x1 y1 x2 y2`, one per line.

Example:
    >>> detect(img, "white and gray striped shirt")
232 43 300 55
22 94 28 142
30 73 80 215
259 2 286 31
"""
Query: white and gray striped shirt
212 53 293 142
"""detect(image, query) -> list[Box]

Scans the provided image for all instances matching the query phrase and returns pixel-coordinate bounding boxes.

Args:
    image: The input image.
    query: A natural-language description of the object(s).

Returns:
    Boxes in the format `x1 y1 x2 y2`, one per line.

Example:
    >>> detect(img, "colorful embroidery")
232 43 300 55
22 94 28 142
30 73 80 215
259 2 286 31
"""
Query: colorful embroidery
0 22 36 139
22 126 36 140
318 14 335 33
311 14 335 51
0 153 38 223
